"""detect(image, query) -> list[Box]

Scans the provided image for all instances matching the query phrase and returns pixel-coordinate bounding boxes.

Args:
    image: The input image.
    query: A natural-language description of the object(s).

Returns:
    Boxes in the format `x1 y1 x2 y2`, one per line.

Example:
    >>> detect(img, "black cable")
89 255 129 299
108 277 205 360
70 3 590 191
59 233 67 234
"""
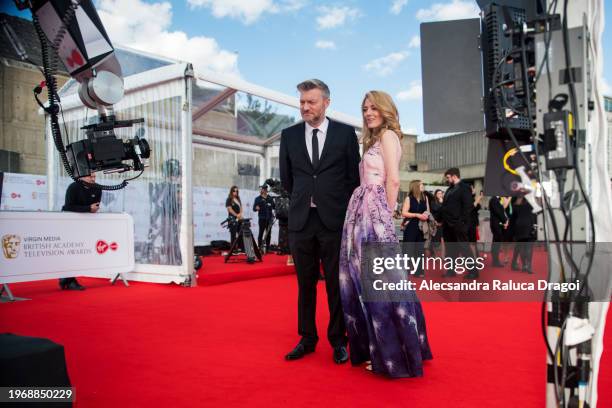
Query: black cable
561 0 596 302
534 0 559 85
553 318 568 406
490 14 567 366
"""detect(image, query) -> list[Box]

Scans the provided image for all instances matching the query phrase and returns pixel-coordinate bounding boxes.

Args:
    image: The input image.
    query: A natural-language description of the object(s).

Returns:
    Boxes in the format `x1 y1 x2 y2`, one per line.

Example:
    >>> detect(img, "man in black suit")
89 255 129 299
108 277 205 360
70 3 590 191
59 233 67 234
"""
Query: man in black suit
489 195 509 267
440 167 478 279
280 79 360 364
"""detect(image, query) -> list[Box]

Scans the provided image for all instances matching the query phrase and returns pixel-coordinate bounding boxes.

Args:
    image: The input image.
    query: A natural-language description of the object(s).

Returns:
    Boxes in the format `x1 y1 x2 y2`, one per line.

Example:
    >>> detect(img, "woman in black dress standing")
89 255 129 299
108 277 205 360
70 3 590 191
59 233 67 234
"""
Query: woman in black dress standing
401 180 429 277
225 186 243 251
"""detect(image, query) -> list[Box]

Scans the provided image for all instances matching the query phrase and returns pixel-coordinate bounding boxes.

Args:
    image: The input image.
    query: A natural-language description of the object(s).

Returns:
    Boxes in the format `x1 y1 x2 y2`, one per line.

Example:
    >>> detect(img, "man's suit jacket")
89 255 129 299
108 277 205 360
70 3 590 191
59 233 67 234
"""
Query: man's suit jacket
489 196 509 235
279 119 360 232
441 181 473 229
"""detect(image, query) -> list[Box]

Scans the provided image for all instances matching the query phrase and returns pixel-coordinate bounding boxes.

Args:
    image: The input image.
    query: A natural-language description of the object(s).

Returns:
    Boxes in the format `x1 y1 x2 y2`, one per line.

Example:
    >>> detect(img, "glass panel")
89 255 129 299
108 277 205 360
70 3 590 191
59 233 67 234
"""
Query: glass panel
192 80 233 114
235 93 299 139
195 91 300 141
114 48 174 77
50 80 184 266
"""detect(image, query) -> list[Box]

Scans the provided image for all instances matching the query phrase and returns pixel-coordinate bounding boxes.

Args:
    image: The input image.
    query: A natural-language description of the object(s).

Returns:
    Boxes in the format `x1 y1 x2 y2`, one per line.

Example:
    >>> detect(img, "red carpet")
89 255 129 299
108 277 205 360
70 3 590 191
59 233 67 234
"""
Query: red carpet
197 254 295 286
1 272 611 407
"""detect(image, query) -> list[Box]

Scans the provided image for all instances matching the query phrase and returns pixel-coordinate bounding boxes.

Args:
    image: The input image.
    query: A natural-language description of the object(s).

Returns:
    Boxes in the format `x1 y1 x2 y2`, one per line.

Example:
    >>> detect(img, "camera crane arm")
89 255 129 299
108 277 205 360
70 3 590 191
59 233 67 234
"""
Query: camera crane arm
13 0 150 190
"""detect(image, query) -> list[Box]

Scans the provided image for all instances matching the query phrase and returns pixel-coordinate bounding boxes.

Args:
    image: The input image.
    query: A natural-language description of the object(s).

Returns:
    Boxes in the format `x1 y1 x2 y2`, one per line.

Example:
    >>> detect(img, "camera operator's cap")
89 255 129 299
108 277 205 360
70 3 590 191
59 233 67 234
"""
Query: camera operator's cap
260 184 268 190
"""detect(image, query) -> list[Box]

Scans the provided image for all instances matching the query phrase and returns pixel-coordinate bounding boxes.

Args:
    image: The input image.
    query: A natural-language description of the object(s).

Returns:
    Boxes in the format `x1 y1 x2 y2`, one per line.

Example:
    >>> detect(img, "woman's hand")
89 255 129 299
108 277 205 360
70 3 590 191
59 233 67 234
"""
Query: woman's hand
418 213 429 221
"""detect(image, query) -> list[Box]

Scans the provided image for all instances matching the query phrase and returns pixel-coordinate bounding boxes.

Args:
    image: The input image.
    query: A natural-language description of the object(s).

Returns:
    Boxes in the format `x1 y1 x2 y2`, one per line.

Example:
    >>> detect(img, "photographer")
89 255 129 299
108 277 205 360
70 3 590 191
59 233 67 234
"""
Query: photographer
59 173 102 290
225 186 243 251
253 185 275 251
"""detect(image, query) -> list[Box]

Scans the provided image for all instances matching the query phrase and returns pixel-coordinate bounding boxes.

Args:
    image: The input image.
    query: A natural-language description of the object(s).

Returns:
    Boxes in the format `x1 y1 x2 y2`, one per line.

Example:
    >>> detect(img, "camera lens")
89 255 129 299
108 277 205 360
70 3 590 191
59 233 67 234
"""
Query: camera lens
138 138 151 159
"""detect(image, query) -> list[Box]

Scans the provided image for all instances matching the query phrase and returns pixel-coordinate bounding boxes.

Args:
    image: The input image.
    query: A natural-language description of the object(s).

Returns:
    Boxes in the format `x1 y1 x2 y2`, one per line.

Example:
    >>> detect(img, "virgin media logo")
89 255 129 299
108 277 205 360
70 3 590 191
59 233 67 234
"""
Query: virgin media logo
96 240 119 254
66 49 84 68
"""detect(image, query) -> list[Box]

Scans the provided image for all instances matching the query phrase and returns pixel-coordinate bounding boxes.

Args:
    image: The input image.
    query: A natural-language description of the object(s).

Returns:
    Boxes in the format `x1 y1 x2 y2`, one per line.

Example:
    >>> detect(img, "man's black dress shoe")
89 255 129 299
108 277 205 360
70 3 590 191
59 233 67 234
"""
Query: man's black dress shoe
285 343 315 361
464 271 479 280
333 346 348 364
67 280 85 291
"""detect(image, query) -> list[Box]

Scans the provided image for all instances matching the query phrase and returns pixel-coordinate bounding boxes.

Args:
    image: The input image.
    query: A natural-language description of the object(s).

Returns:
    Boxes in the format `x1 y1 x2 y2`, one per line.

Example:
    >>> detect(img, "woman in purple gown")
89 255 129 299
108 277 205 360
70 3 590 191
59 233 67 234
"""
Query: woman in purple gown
339 91 432 377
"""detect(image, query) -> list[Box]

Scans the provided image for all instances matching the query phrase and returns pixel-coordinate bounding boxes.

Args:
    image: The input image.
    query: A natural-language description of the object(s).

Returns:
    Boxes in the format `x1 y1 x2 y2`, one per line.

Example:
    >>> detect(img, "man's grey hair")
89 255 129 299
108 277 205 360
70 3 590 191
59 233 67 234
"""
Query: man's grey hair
296 79 330 99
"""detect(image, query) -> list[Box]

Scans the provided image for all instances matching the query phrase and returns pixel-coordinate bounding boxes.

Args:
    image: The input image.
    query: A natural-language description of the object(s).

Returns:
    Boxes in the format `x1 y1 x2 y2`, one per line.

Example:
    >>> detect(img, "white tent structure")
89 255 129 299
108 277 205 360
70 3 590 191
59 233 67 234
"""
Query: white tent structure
47 46 361 286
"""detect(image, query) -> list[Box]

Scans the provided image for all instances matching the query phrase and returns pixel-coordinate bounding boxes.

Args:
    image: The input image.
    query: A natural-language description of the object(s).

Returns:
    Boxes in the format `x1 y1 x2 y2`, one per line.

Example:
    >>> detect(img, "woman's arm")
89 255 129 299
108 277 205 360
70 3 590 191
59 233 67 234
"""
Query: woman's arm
227 206 239 217
380 130 401 210
401 196 412 218
236 202 243 219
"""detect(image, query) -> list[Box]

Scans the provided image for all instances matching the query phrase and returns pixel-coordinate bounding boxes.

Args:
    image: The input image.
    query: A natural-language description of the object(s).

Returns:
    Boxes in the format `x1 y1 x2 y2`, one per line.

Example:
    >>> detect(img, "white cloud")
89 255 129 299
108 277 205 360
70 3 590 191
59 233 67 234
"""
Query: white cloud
187 0 307 25
315 40 337 50
390 0 408 15
316 6 362 30
408 35 420 48
602 78 611 95
396 81 422 101
363 51 409 77
416 0 479 22
98 0 239 77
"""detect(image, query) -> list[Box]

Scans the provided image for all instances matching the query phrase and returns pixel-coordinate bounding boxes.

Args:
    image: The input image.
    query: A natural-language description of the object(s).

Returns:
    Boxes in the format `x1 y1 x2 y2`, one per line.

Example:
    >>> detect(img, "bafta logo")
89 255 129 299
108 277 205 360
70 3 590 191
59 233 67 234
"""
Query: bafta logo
2 234 22 259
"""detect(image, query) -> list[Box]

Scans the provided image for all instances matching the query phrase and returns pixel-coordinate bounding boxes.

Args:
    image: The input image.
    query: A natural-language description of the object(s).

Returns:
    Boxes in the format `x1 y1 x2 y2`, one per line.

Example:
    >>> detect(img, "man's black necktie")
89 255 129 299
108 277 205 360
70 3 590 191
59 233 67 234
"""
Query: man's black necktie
312 128 319 168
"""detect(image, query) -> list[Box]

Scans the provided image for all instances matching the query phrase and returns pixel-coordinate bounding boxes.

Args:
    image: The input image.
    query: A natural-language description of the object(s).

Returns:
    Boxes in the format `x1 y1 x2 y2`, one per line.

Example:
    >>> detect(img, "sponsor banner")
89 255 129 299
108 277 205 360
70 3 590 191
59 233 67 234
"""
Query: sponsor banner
1 172 279 248
0 211 134 284
0 173 48 211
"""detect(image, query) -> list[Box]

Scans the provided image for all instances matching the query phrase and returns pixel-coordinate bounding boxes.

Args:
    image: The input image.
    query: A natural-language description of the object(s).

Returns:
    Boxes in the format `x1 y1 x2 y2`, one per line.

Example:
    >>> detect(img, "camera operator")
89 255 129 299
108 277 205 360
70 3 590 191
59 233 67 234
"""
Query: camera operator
59 173 102 290
225 186 243 252
253 184 275 251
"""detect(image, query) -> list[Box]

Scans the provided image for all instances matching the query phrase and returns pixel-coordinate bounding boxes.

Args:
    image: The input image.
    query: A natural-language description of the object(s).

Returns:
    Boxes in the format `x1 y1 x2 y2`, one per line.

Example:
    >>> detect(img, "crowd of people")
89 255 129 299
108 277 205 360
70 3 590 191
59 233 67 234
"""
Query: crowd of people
398 171 537 278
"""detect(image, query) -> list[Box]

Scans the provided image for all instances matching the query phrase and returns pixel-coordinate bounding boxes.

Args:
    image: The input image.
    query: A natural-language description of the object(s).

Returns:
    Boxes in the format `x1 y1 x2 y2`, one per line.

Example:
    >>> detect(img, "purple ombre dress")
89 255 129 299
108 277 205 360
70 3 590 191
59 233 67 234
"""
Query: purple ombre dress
339 138 432 378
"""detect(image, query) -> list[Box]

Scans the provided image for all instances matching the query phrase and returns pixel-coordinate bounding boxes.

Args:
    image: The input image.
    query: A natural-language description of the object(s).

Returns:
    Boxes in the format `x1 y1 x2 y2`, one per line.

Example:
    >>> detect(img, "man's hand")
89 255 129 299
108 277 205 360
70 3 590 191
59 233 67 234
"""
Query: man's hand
503 221 509 229
90 202 100 213
255 206 260 211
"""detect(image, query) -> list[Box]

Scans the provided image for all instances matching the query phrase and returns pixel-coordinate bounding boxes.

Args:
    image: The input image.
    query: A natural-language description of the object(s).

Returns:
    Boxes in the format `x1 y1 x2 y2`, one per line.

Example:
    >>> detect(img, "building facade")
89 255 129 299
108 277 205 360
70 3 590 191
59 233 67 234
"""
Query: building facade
0 13 69 175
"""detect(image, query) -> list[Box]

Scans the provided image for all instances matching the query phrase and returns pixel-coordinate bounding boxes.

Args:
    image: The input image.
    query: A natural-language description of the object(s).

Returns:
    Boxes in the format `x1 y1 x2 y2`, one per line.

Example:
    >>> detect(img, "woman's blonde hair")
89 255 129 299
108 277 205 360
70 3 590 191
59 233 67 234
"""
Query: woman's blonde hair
361 90 403 153
408 180 423 202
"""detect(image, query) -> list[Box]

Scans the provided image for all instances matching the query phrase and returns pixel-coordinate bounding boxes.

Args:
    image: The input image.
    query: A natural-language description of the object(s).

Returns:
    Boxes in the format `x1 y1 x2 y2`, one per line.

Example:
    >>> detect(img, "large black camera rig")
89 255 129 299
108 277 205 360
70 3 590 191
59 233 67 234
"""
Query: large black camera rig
222 217 261 264
11 0 151 190
263 178 290 254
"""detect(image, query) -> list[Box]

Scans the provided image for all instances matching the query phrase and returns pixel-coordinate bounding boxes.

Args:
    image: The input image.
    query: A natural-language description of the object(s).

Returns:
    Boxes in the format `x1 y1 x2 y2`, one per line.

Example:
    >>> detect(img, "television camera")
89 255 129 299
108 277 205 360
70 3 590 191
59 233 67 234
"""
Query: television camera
10 0 151 190
221 217 261 264
263 178 291 254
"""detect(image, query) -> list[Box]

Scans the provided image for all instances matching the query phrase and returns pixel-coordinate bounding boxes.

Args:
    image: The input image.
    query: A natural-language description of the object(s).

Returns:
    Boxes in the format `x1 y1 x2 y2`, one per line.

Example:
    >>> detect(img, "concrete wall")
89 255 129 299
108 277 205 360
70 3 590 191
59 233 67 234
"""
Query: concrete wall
416 131 487 172
0 59 69 174
399 134 417 171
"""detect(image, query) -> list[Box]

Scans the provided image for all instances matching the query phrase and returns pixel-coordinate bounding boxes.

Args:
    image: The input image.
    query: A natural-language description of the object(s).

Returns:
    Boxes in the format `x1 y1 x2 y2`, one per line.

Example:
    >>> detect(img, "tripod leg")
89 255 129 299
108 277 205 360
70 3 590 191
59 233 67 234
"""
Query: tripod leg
253 235 262 261
225 227 240 263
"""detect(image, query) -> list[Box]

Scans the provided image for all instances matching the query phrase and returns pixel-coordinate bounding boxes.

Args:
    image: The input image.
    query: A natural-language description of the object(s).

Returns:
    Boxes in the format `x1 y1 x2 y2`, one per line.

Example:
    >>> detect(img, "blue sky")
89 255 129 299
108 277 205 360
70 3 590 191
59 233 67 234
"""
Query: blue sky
3 0 611 138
